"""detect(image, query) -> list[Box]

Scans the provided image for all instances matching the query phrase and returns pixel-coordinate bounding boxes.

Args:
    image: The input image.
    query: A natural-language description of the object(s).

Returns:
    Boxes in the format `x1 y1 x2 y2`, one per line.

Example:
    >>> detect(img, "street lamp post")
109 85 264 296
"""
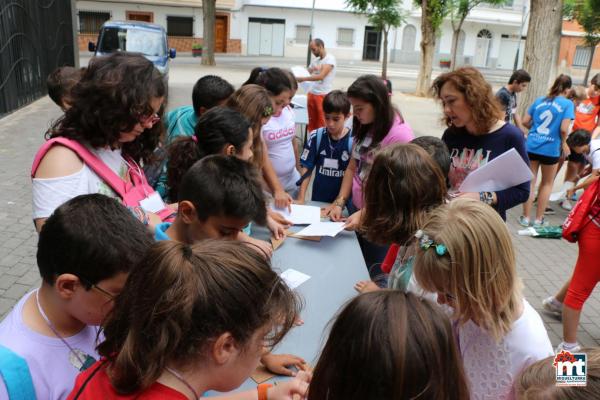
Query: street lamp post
306 0 316 67
513 4 529 72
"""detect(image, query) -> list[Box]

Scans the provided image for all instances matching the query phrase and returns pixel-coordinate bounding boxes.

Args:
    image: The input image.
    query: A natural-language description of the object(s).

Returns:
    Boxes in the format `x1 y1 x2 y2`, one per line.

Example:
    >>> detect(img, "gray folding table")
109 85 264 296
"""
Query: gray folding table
206 213 369 395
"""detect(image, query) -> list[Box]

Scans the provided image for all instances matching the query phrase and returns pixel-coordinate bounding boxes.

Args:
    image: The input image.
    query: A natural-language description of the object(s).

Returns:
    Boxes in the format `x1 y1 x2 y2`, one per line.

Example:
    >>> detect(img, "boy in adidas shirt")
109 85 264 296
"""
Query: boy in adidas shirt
297 90 352 203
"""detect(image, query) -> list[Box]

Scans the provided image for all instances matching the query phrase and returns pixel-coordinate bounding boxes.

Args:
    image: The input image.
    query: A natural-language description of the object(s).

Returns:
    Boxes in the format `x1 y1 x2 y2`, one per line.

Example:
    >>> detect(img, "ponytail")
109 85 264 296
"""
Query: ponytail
166 108 251 201
547 74 572 101
243 67 292 96
243 67 264 86
167 137 199 202
97 240 301 394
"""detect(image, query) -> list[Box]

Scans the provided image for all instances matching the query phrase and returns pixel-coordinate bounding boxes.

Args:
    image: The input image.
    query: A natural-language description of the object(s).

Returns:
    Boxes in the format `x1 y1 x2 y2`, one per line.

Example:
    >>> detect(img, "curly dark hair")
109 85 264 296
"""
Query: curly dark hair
47 52 166 163
431 67 504 134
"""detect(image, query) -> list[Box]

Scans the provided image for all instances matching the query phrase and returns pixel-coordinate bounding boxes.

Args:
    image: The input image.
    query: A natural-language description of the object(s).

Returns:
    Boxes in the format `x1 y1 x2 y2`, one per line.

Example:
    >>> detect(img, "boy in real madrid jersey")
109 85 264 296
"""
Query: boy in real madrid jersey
297 90 353 203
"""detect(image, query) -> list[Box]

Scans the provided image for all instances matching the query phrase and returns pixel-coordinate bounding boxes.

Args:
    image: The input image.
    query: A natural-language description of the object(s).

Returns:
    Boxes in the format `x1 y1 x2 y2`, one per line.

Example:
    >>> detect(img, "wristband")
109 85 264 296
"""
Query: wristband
257 383 273 400
479 191 494 205
333 197 346 208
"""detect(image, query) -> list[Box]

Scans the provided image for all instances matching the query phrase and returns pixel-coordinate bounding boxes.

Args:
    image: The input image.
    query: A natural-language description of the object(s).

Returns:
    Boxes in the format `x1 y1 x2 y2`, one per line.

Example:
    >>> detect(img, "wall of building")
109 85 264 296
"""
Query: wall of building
558 20 600 80
238 5 368 59
77 0 241 52
76 0 529 67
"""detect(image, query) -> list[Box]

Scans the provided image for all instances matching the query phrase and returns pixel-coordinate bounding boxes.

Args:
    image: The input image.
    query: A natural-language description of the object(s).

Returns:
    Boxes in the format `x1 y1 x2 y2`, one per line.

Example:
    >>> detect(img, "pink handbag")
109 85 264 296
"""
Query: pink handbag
31 137 175 221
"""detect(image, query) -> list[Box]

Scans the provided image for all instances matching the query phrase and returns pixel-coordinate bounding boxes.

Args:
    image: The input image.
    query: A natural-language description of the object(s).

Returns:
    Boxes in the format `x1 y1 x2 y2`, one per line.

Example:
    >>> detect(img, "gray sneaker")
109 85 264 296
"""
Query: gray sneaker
542 296 562 319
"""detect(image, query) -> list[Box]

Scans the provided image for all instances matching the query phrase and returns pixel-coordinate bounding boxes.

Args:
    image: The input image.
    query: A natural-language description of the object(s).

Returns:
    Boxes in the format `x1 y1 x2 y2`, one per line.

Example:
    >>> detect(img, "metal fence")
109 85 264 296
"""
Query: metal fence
0 0 75 117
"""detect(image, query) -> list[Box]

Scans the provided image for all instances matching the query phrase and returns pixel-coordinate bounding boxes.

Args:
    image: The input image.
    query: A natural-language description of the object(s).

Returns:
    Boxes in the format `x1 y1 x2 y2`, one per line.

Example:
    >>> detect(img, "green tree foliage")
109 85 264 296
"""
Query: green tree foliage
346 0 407 79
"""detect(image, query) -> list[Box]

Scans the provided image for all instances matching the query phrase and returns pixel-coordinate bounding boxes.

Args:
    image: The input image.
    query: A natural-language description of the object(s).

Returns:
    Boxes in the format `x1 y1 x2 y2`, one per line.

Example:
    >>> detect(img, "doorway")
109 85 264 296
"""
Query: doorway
247 18 285 56
215 15 227 53
474 29 492 68
362 26 381 61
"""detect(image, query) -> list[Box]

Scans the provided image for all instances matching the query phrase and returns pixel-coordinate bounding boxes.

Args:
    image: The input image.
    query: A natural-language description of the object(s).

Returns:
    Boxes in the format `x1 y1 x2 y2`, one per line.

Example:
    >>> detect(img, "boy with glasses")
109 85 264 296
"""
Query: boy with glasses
0 194 153 399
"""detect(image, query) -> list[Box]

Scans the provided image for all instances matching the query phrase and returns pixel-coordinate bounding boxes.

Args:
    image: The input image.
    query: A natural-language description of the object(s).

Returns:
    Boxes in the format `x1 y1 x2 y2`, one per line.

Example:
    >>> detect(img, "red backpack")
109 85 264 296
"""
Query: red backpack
31 137 175 221
562 179 600 242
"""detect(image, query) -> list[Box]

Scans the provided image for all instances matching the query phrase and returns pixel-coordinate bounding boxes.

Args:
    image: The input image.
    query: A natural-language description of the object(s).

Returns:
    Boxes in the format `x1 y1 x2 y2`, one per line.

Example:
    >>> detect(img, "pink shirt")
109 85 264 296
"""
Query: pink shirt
351 115 414 209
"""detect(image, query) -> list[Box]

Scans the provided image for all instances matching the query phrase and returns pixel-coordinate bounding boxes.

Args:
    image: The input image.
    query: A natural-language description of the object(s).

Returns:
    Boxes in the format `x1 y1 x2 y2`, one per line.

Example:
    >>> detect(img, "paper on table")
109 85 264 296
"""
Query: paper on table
280 269 311 289
458 148 532 193
295 222 345 237
271 204 321 225
291 66 315 94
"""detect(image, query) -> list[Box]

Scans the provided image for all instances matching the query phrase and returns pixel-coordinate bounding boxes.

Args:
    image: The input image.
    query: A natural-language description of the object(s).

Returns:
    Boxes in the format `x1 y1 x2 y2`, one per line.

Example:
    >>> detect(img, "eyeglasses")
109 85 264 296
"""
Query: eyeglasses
139 113 160 127
78 276 117 301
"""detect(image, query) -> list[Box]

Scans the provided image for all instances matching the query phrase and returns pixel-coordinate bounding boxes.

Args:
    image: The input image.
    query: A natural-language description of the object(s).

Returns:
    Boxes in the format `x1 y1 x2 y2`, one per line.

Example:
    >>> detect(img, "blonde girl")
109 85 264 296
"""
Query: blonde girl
413 199 553 400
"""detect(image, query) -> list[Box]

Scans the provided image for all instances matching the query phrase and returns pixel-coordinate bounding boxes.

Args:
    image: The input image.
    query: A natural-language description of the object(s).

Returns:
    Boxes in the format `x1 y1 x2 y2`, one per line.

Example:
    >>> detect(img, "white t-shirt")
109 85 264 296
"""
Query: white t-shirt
458 299 553 400
309 53 336 95
585 139 600 169
32 146 127 219
262 106 300 193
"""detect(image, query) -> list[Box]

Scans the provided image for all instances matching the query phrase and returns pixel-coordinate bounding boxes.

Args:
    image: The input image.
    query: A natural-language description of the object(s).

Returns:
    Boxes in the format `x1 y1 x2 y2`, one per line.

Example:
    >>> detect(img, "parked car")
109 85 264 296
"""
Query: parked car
88 20 176 84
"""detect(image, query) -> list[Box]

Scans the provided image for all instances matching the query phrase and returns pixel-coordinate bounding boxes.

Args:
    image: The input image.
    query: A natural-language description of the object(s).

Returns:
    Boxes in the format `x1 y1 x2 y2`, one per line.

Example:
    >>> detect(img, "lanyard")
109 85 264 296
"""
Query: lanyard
326 128 348 158
166 366 200 400
35 290 95 368
121 156 150 197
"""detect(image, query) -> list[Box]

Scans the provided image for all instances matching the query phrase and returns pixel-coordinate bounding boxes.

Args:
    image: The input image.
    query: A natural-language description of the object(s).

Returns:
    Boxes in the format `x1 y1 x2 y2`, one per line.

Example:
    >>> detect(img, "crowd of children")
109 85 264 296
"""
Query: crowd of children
1 51 600 400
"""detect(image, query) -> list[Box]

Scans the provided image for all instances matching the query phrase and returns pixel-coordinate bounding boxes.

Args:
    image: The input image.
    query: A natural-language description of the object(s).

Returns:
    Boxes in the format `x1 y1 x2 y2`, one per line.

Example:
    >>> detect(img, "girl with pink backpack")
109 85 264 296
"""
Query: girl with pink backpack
31 53 169 231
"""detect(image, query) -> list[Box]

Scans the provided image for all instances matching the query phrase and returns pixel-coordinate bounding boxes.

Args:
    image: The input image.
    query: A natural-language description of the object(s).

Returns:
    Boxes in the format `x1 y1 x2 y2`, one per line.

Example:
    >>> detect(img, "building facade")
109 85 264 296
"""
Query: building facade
76 0 531 71
558 19 600 81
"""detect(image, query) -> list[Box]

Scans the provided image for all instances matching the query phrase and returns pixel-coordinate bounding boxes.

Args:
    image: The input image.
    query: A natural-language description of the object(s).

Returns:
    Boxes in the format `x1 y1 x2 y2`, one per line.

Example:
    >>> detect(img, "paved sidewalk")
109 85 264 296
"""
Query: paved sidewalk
1 60 598 348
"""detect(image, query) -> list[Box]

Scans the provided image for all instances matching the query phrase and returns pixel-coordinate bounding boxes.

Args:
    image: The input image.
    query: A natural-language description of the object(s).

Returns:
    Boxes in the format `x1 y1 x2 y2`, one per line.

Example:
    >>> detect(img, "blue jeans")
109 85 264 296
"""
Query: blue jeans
347 201 389 281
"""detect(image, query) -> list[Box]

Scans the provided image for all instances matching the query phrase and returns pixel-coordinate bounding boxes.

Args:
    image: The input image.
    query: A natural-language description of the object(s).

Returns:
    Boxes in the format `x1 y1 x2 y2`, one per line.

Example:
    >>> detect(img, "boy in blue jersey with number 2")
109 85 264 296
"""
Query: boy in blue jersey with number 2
520 74 575 227
297 90 353 204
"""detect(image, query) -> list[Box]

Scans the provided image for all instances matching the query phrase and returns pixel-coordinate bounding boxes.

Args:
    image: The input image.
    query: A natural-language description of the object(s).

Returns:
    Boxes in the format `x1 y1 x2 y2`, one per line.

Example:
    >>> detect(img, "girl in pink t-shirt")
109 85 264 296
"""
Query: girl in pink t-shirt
325 75 414 278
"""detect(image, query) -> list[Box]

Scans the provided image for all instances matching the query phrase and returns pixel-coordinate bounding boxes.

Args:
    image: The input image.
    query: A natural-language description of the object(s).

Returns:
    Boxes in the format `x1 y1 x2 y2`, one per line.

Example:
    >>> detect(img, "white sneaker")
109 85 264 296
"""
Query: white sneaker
560 199 573 211
542 296 563 318
555 341 581 354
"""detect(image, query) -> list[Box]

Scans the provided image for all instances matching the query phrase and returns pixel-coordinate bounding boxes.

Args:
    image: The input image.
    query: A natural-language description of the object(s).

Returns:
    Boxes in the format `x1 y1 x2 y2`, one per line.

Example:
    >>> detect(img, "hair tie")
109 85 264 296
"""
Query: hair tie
182 244 193 259
263 105 273 117
415 230 447 256
191 135 198 143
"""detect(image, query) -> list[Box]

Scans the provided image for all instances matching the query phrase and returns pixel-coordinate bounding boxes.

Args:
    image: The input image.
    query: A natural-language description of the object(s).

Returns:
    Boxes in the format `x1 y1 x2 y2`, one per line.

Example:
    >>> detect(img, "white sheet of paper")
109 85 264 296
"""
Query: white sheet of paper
295 222 345 237
139 192 166 213
458 148 532 193
271 204 321 225
280 269 311 289
291 66 315 94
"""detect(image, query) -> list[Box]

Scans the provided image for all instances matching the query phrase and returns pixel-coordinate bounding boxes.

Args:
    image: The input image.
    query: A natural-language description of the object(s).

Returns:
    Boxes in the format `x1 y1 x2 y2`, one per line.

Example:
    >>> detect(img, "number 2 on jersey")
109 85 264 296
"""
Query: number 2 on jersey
537 109 553 135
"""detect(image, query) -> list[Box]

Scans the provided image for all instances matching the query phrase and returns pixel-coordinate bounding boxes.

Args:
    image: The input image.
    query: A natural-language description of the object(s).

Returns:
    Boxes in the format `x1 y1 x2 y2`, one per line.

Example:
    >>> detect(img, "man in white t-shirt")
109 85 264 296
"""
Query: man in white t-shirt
297 39 336 132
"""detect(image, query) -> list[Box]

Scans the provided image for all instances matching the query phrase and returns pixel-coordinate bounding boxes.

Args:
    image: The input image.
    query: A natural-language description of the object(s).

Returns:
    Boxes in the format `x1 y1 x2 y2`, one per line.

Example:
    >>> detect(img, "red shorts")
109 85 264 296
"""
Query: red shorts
307 93 326 133
564 221 600 310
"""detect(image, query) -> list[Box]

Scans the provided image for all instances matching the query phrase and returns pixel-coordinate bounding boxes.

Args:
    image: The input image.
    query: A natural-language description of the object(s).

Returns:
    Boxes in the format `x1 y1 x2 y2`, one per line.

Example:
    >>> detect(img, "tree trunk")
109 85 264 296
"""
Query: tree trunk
450 18 465 71
583 45 597 86
202 0 216 66
517 0 563 116
416 3 436 97
382 28 389 80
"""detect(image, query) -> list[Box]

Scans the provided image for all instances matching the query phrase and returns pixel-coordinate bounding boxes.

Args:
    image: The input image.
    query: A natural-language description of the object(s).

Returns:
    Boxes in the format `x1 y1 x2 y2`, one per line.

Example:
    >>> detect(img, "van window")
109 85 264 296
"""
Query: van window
98 27 166 56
